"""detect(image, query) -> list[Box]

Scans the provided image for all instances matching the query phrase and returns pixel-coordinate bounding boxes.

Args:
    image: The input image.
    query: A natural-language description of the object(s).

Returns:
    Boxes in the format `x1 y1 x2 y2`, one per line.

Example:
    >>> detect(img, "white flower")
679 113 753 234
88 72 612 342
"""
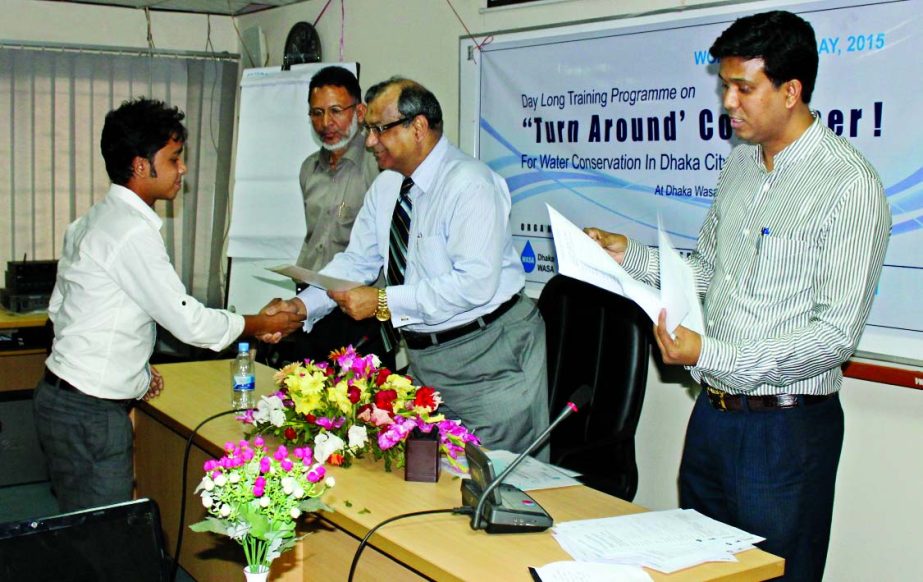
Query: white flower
219 503 231 517
325 476 336 488
213 473 227 487
281 476 295 495
201 493 213 508
290 507 301 519
228 471 240 484
313 432 345 464
260 496 271 508
347 425 369 449
200 476 215 492
293 487 305 499
252 395 286 427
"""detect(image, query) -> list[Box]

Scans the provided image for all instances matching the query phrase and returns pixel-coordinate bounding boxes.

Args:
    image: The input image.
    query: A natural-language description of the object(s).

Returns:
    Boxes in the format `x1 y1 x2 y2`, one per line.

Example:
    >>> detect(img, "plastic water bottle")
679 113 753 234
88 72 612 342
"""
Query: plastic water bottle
231 342 255 410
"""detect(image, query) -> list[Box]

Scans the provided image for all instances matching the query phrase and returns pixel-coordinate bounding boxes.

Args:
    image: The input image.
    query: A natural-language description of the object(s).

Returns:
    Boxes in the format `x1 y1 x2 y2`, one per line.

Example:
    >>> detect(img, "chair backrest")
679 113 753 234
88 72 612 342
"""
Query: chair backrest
538 274 650 500
0 497 169 581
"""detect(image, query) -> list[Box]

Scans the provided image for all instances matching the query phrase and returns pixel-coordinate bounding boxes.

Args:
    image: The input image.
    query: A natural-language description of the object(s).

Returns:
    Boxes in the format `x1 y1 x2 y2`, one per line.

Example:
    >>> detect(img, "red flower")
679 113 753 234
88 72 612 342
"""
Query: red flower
375 368 392 386
374 389 398 413
347 386 361 404
305 414 316 424
327 453 344 466
284 427 297 440
414 386 438 410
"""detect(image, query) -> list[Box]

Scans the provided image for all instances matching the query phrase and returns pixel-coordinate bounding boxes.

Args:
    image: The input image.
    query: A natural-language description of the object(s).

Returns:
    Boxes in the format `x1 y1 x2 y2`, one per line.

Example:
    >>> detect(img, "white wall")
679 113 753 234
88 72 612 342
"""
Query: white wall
1 0 237 52
238 0 766 144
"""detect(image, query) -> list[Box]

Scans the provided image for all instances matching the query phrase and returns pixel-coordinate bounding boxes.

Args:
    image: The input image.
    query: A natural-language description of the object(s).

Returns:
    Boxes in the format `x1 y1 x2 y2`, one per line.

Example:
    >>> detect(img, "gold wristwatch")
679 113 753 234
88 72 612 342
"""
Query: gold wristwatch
375 288 391 322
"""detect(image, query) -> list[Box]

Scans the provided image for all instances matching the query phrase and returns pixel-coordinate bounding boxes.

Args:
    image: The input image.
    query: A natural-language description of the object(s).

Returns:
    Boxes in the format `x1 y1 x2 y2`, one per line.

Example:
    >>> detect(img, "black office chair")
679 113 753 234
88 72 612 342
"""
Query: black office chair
537 274 651 501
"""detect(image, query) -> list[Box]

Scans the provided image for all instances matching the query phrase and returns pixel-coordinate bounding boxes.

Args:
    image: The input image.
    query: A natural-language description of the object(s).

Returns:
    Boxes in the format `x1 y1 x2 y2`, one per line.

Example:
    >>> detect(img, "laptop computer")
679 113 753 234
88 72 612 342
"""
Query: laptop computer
0 497 169 582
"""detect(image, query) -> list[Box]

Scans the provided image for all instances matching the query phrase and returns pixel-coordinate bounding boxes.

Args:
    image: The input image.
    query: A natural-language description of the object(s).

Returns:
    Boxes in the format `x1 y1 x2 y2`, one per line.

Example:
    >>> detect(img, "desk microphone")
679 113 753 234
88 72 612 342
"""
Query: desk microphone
462 385 593 533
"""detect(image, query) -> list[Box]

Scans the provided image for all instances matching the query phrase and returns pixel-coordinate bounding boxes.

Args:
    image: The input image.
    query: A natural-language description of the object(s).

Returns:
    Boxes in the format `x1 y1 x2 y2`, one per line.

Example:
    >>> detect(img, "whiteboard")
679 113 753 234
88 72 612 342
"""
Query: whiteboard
459 0 923 366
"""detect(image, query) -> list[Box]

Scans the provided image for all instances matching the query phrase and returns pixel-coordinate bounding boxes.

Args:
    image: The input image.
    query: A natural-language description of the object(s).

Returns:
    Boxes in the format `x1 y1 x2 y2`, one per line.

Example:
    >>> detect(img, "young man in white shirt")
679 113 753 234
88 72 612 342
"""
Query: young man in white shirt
34 98 304 512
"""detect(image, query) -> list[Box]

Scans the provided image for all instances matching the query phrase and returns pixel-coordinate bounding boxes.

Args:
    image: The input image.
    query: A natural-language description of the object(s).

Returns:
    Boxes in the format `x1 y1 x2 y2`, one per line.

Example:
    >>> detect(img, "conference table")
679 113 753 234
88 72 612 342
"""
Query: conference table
134 360 784 581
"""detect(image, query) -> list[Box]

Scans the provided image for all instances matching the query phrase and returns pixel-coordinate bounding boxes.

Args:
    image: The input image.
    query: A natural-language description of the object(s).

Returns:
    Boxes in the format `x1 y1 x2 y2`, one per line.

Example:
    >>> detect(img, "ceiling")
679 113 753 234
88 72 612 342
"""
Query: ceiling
48 0 309 16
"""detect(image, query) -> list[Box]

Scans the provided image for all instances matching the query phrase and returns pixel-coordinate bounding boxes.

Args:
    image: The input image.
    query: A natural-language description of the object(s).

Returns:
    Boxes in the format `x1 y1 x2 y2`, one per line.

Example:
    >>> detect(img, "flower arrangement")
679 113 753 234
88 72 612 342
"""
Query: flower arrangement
238 346 479 472
189 436 333 574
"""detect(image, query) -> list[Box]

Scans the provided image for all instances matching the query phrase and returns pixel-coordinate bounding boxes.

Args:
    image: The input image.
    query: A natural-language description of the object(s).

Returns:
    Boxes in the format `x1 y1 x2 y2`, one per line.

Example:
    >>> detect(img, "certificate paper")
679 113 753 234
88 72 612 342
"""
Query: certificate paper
266 265 362 292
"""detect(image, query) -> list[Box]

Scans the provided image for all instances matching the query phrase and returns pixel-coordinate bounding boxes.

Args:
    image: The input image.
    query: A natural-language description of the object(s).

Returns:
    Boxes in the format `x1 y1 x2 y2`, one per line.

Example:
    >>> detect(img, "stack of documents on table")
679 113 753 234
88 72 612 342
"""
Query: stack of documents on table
552 508 764 574
546 204 704 335
485 450 582 491
443 450 582 490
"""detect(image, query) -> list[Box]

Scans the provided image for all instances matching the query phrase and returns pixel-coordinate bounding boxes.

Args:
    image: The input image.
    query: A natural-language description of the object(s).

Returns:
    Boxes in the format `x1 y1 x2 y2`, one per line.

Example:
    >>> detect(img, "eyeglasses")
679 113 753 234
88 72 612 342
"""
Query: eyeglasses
362 117 412 137
308 103 358 120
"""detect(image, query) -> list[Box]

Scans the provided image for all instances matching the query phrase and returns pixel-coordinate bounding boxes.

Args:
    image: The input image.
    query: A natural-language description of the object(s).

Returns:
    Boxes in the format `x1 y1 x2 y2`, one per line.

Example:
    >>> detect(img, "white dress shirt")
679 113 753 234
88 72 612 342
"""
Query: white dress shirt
298 137 524 333
46 184 244 399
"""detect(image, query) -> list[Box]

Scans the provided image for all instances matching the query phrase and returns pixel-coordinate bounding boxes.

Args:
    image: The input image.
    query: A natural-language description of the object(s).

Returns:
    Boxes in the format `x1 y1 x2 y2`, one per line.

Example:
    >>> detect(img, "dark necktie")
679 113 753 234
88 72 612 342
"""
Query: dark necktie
381 177 414 353
386 177 414 286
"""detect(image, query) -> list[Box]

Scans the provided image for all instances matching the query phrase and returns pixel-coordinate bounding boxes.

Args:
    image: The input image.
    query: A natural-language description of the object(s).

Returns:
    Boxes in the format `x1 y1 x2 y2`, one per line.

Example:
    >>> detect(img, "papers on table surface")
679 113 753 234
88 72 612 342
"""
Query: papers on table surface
546 205 703 334
266 264 362 292
440 450 581 490
531 561 653 582
485 450 582 491
551 508 764 574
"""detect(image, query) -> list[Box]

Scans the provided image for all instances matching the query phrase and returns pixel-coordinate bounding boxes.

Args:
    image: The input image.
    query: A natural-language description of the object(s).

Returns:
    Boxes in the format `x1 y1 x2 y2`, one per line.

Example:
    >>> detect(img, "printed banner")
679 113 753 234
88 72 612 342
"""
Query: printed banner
477 0 923 361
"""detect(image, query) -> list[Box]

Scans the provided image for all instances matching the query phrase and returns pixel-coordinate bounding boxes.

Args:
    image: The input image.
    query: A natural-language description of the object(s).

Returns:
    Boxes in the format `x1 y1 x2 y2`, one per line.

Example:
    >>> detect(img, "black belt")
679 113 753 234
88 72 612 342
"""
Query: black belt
44 368 134 408
703 384 835 412
403 294 521 349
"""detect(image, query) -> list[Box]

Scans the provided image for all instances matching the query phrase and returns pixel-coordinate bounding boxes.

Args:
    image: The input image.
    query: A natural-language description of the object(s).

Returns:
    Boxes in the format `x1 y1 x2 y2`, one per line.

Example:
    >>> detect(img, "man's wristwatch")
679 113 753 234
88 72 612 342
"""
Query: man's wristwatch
375 288 391 322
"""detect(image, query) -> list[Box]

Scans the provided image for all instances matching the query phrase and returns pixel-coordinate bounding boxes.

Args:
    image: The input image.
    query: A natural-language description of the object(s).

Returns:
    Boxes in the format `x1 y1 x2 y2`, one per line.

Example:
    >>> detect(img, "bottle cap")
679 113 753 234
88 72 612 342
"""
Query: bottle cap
239 341 250 352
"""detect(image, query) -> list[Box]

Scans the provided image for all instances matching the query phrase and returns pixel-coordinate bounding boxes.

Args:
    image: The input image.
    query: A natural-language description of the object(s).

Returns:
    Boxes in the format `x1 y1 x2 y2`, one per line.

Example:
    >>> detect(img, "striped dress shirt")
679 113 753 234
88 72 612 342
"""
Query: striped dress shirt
622 117 891 395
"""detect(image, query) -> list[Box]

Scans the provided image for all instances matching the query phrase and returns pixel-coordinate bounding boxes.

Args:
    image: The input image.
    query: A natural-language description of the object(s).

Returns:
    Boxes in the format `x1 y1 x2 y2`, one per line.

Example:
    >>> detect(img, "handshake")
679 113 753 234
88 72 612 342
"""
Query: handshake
244 297 308 344
244 285 380 344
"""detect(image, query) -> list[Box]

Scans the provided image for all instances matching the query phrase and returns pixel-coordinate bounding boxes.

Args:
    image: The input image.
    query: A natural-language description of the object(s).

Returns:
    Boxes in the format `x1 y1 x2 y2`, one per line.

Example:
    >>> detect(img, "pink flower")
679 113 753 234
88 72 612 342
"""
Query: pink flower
316 416 345 430
253 436 265 448
281 459 294 472
259 457 271 474
253 485 264 497
377 417 415 450
274 445 288 460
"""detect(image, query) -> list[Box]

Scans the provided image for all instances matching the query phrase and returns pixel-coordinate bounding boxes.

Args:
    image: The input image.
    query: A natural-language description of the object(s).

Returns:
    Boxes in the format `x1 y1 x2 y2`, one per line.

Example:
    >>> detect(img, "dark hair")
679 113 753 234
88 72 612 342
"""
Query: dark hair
365 77 443 132
309 66 362 103
709 10 818 103
101 98 187 185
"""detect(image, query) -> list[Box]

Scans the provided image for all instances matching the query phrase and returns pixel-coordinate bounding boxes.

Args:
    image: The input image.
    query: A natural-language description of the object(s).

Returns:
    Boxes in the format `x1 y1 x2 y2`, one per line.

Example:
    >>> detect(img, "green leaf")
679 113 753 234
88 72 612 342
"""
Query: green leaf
344 500 353 508
298 499 331 513
189 517 230 535
359 508 371 515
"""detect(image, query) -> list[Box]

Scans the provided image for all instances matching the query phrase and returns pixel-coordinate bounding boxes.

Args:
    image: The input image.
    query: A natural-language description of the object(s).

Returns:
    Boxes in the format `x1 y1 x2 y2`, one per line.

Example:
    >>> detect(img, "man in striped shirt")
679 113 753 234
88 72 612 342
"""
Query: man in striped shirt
587 11 890 581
